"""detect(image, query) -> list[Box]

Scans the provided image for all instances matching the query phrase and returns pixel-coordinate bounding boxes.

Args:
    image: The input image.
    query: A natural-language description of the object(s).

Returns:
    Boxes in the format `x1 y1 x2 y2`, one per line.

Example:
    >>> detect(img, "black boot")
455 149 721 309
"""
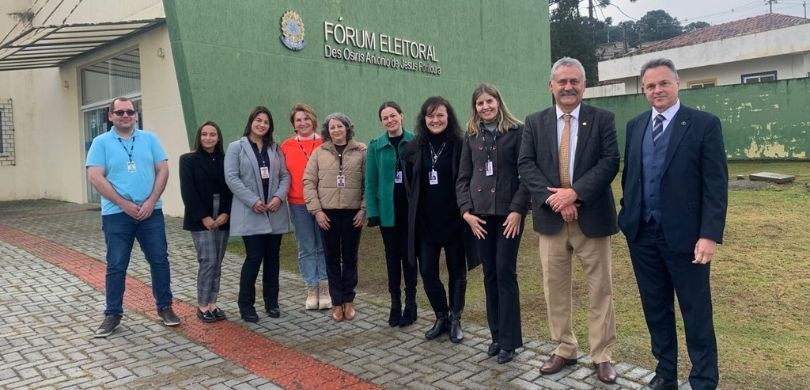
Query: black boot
449 312 464 343
425 312 449 340
399 288 417 327
388 292 402 327
449 280 466 343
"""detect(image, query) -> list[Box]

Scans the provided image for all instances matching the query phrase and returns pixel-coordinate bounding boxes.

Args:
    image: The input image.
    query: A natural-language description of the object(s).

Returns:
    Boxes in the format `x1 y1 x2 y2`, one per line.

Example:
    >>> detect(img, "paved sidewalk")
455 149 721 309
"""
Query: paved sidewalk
0 199 664 389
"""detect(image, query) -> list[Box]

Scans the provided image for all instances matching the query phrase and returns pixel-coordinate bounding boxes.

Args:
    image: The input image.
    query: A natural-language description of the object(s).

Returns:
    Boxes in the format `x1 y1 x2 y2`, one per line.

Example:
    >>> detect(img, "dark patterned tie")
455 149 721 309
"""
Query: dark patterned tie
652 114 665 144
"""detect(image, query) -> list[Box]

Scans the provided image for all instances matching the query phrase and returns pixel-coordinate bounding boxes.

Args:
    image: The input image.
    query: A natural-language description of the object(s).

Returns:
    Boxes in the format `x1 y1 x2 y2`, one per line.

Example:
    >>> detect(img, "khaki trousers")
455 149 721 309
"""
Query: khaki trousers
538 221 616 363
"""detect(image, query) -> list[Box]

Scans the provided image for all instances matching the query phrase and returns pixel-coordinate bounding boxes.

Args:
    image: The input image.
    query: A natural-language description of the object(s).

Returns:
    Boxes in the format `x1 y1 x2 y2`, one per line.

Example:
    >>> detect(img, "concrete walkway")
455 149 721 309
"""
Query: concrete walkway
0 199 662 389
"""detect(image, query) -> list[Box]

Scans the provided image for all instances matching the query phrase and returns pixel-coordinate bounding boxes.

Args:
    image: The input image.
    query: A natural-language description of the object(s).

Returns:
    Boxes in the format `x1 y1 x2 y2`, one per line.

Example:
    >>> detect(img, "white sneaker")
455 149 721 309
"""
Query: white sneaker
305 286 319 310
318 280 332 309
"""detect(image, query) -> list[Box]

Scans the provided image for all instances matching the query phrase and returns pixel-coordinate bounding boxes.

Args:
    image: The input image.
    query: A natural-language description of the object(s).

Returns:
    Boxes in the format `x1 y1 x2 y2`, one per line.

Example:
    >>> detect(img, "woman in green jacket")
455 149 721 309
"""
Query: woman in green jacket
365 101 418 327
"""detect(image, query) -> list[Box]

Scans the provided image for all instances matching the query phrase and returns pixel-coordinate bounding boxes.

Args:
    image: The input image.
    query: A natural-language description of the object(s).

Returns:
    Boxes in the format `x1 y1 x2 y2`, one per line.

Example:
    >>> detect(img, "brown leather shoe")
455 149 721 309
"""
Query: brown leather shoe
343 302 356 321
331 305 344 322
539 354 577 375
594 361 617 384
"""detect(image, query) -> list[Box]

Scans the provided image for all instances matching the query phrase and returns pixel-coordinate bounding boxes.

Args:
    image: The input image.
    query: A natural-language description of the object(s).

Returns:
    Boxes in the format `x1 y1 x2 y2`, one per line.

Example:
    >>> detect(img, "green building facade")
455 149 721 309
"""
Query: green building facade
164 0 551 144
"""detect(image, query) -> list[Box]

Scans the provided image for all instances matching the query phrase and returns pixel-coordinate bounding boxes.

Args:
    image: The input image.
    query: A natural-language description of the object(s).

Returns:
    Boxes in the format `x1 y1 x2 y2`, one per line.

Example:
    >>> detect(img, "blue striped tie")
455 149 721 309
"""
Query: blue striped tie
652 114 665 144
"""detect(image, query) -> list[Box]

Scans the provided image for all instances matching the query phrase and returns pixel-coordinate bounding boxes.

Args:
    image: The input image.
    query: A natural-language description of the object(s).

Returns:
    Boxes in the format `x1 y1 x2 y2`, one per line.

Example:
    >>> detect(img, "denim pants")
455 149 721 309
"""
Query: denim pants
102 210 173 315
289 203 327 287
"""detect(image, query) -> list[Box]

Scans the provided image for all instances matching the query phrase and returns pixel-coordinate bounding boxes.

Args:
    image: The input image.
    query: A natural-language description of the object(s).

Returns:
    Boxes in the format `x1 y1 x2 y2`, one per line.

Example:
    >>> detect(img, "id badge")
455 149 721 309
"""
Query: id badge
336 175 346 188
429 169 439 185
395 170 403 184
485 160 494 176
260 166 270 179
127 161 136 173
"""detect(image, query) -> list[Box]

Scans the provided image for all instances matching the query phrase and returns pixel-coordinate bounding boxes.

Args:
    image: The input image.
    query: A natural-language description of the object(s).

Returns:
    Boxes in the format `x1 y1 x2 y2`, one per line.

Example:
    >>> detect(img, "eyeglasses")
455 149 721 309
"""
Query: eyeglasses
112 110 137 117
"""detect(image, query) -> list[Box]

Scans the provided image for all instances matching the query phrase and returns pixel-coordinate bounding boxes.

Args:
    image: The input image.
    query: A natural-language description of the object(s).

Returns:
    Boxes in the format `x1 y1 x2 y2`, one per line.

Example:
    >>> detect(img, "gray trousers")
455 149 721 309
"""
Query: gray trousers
191 229 229 306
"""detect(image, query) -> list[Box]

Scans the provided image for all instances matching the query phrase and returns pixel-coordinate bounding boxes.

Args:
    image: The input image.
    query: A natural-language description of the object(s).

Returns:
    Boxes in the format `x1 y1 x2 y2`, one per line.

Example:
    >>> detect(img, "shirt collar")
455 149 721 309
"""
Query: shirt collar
651 99 681 122
555 104 581 121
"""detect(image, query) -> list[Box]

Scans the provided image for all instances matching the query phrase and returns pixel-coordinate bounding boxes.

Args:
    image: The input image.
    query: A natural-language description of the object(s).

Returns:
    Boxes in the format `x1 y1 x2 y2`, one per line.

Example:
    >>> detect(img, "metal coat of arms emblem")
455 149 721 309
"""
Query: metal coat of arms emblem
280 10 305 51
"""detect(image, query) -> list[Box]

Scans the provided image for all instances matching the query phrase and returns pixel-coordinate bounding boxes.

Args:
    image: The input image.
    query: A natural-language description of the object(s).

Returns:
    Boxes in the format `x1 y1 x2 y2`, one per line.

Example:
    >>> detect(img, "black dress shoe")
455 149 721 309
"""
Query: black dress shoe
399 302 417 327
212 307 227 321
487 342 500 357
240 307 259 323
266 307 280 318
425 313 449 340
646 375 678 390
196 309 216 323
497 349 516 364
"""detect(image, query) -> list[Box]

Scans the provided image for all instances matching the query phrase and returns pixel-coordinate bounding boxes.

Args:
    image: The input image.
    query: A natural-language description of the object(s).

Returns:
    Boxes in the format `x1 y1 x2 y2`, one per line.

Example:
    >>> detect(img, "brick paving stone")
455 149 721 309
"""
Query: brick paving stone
0 200 656 389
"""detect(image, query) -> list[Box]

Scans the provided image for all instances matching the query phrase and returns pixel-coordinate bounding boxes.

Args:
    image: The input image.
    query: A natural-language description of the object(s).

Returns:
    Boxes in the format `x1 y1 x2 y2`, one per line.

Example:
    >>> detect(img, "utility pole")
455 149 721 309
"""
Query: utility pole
765 0 777 14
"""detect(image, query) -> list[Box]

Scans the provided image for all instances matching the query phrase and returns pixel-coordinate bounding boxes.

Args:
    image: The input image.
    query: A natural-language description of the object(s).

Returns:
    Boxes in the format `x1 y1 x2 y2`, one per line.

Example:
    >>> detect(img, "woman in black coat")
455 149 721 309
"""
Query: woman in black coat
402 96 469 343
456 84 529 363
179 121 233 323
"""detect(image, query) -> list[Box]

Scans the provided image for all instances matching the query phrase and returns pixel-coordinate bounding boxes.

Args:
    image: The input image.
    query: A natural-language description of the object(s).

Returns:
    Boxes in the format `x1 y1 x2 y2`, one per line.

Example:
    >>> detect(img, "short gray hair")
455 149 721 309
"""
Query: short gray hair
321 112 355 142
640 58 679 80
550 57 586 83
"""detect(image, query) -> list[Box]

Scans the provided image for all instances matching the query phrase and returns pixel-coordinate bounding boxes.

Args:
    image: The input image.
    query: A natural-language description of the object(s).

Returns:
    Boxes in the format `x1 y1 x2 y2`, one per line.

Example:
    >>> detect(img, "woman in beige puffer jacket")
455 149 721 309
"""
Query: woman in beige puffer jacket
302 112 366 322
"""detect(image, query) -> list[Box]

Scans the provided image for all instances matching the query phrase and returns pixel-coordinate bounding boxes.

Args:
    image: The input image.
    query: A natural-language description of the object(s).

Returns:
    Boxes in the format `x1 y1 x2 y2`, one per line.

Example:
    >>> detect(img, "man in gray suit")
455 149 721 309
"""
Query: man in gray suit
518 57 620 384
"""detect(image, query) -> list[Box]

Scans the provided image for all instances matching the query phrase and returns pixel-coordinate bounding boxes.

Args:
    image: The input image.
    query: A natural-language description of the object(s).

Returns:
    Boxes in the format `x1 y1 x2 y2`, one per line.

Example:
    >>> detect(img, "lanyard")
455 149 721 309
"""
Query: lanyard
251 141 268 167
428 141 446 170
295 134 316 159
479 129 498 162
117 136 135 163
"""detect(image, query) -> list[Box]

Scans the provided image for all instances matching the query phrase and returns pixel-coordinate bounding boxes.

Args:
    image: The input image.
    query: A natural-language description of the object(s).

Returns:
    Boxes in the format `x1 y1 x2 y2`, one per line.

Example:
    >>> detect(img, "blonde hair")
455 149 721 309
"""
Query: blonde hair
465 83 522 136
289 102 318 133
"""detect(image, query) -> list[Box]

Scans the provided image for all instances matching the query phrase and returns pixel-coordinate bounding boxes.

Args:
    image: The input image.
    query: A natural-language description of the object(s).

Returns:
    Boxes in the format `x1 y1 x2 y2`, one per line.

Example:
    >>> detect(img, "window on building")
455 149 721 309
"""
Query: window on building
0 98 14 166
741 71 777 84
687 79 717 89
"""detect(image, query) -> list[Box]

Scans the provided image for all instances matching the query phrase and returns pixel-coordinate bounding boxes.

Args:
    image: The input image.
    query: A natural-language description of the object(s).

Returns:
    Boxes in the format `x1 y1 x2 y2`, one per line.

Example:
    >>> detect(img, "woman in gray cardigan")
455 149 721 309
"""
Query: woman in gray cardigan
225 106 291 323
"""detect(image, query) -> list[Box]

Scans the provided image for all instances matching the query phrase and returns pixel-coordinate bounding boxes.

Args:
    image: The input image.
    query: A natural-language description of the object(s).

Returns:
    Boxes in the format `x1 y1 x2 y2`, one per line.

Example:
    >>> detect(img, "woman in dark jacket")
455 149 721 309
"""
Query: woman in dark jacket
179 121 233 323
402 96 468 343
457 83 529 363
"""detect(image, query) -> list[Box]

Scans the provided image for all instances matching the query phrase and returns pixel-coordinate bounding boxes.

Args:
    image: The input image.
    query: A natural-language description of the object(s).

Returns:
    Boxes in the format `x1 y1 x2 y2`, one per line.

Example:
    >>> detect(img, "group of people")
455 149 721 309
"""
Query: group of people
86 56 727 390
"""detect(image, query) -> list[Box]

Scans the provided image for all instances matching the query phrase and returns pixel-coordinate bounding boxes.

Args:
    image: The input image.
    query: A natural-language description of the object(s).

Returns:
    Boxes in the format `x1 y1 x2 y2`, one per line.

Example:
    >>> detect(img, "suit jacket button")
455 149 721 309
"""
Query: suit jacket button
491 188 496 193
479 167 484 172
476 187 482 192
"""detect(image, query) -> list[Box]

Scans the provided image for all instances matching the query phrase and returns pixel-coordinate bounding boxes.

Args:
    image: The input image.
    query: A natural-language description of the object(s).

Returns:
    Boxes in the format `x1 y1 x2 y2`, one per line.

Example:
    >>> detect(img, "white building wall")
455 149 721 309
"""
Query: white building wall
0 1 187 216
599 23 810 94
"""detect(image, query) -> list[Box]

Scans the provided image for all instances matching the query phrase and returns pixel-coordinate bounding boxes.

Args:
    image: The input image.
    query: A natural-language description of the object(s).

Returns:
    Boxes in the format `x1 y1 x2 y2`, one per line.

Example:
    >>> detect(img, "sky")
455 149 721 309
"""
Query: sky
589 0 809 25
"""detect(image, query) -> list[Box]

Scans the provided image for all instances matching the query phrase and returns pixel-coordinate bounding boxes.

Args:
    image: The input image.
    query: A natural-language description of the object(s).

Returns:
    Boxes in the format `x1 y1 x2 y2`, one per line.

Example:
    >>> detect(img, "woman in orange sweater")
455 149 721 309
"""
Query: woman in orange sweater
280 103 330 310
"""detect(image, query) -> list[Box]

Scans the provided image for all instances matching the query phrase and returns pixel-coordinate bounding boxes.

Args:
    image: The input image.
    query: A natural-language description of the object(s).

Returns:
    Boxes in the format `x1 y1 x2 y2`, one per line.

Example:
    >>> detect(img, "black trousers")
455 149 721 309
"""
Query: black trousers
380 221 417 297
476 215 524 351
419 231 466 314
628 218 718 390
321 209 362 305
239 234 282 311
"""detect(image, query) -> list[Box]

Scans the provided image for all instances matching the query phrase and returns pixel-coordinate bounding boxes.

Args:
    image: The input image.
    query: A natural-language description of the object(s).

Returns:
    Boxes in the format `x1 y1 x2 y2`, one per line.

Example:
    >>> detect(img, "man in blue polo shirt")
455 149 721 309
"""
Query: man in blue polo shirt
86 96 180 337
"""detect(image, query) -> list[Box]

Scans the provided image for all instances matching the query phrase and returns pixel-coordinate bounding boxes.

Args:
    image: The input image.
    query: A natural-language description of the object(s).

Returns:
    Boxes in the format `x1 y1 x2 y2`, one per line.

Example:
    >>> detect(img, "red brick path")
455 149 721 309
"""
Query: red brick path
0 223 379 390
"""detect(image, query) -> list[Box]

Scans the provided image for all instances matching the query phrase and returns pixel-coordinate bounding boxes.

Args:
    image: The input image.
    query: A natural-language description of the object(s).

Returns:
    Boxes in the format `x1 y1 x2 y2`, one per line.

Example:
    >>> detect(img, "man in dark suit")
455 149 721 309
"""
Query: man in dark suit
619 58 728 390
518 57 620 384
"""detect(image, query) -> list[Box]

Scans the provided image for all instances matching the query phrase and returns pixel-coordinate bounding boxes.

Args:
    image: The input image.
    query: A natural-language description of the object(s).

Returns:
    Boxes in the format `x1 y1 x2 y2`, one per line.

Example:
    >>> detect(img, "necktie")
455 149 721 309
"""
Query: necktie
559 113 572 188
652 114 665 144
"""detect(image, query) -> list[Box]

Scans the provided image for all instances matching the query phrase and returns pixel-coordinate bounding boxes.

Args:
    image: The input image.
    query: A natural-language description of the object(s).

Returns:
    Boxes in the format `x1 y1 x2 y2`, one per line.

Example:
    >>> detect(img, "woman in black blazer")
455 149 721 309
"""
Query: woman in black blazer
179 121 233 323
456 84 529 363
402 96 468 343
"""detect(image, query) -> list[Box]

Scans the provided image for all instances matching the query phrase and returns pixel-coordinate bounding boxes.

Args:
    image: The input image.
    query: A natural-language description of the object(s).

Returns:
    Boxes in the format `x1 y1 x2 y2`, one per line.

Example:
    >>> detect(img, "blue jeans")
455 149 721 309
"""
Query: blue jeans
289 203 327 287
102 210 173 315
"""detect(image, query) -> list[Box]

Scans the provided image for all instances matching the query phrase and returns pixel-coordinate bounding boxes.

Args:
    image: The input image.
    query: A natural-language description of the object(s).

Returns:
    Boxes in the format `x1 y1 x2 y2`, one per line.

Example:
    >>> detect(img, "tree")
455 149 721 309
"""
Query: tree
683 21 710 33
636 10 682 42
549 0 599 86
